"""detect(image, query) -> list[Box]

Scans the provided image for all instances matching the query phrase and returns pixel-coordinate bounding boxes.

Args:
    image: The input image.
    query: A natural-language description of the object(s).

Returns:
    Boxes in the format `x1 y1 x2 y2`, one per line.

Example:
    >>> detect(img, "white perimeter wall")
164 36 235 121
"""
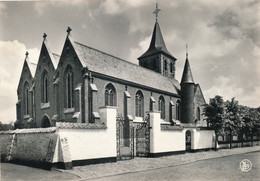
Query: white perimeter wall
54 107 117 162
149 112 186 153
192 129 215 150
149 111 215 154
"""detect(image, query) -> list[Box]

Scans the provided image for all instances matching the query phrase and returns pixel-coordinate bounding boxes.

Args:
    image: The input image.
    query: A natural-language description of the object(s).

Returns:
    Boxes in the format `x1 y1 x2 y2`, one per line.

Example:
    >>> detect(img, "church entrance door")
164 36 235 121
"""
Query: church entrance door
41 115 51 128
186 130 192 152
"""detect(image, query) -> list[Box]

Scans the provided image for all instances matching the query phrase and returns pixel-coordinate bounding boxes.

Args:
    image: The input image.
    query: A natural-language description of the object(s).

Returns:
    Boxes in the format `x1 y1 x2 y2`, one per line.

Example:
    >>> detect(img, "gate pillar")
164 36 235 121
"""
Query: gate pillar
148 111 161 154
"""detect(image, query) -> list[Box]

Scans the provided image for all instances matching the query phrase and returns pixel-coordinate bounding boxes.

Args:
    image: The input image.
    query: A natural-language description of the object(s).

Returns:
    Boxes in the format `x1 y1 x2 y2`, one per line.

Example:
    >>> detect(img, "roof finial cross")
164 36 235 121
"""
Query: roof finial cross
186 43 188 59
43 33 47 39
25 51 29 58
153 3 161 22
67 26 72 35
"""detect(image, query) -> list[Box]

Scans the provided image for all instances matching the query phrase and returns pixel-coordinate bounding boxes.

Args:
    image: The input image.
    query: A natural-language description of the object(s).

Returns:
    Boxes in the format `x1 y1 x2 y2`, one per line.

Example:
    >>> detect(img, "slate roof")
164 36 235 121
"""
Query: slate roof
181 57 194 84
71 37 180 95
138 22 176 60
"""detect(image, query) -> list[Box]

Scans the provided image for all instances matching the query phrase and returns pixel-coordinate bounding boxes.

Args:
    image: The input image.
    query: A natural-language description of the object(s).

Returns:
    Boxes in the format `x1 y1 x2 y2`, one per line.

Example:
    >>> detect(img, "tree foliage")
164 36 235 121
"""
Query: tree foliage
203 95 225 135
0 121 14 131
204 95 260 137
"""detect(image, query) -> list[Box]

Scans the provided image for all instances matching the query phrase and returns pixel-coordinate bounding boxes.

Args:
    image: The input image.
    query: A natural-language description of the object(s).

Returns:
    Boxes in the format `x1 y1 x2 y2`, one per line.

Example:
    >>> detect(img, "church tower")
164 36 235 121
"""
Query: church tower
138 3 177 79
180 45 195 124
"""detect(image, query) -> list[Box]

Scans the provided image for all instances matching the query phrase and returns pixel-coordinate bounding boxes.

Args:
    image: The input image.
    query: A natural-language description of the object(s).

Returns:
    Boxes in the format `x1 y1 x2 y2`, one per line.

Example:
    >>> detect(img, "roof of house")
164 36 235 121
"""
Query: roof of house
138 22 176 60
69 36 180 95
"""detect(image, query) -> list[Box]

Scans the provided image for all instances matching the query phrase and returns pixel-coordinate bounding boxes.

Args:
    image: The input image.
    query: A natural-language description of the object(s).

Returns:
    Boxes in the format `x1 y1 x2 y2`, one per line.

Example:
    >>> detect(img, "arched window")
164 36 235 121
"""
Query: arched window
158 96 165 119
105 83 117 106
65 66 73 108
41 71 48 103
135 90 144 117
197 107 200 120
176 100 181 120
24 82 29 115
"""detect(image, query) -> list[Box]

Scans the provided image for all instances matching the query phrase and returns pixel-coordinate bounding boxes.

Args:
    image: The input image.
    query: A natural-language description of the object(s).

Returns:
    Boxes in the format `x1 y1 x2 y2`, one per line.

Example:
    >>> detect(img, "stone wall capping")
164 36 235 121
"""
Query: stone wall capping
56 122 107 129
0 127 56 134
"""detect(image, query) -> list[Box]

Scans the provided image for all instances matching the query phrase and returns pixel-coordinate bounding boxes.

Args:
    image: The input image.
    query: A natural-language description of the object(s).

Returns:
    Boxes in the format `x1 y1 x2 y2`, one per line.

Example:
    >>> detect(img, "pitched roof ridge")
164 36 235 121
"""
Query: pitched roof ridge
74 41 138 66
73 40 179 83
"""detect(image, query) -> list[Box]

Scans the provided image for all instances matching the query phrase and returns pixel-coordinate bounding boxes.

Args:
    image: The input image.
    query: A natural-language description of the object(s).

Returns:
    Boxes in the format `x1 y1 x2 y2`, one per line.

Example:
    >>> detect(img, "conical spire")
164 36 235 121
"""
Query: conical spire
138 3 175 60
181 46 194 84
138 21 174 59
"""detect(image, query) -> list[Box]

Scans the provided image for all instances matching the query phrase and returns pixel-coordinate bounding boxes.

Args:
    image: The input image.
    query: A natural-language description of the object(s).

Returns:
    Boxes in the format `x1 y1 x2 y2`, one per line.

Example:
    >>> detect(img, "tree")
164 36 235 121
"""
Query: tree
203 95 225 150
224 97 242 135
0 121 14 131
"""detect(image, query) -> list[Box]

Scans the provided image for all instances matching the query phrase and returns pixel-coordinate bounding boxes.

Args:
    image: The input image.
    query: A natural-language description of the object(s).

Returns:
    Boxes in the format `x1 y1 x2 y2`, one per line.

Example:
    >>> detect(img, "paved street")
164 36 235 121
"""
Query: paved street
1 146 260 181
89 151 260 181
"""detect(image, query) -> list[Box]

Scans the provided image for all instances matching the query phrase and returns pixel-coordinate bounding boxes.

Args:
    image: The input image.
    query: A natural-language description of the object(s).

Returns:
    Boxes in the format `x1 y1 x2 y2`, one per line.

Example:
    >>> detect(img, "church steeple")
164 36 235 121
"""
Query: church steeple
181 44 194 84
138 3 176 78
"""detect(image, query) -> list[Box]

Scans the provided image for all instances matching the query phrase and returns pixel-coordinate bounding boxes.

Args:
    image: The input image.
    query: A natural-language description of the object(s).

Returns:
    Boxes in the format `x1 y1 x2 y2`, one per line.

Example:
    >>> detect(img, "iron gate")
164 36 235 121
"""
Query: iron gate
116 114 134 160
136 114 150 157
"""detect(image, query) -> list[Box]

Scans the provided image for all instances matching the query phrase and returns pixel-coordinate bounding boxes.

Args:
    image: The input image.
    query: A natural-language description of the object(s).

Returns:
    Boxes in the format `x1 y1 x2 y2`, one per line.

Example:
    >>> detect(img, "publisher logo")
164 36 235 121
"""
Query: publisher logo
240 159 252 172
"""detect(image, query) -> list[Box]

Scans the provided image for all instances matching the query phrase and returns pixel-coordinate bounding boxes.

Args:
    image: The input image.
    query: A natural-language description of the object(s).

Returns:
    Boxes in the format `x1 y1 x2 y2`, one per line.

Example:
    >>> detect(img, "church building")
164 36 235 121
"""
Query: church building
16 5 207 133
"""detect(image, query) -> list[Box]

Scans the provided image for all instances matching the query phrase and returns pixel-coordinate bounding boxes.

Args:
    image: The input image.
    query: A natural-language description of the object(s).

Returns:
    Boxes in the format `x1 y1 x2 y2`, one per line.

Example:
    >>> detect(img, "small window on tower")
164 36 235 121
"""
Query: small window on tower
164 59 167 71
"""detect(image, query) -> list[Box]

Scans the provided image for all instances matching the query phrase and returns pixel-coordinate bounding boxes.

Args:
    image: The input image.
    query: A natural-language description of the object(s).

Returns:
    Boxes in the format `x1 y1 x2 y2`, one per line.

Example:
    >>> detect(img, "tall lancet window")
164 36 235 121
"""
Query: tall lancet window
41 70 48 103
197 107 200 120
105 83 117 106
65 66 73 108
135 90 144 117
158 96 165 119
24 82 29 115
176 100 181 120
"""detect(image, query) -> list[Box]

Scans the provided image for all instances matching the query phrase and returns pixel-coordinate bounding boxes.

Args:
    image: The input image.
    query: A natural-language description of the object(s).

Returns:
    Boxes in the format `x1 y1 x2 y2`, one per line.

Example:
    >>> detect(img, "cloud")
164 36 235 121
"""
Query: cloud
0 40 39 124
128 36 150 64
99 0 150 15
204 76 260 107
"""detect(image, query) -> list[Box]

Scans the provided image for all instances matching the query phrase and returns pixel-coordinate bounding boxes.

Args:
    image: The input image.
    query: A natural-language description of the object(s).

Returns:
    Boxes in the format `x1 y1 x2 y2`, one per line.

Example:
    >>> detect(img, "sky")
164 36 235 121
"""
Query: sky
0 0 260 124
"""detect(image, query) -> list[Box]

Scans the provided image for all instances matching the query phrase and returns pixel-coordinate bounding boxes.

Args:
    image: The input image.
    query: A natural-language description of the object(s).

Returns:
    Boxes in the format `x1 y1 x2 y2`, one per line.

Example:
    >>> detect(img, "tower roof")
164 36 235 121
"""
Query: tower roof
138 22 175 60
181 56 194 84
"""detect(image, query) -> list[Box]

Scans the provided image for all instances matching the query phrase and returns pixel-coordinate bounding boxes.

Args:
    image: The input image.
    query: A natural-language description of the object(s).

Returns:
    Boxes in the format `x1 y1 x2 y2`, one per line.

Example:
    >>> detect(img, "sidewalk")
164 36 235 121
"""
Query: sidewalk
62 146 260 180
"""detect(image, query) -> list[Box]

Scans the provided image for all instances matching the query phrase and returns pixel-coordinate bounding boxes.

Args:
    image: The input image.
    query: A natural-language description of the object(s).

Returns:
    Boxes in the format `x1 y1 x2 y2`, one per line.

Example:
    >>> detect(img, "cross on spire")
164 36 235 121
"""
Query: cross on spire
43 33 47 39
25 51 29 57
153 3 161 22
67 26 72 35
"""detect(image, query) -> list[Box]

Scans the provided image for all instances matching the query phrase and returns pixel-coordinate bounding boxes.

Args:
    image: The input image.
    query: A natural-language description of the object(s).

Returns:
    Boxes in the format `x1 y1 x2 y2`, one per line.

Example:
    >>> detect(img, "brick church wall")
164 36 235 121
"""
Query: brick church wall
17 62 33 128
34 44 57 128
56 39 84 122
92 76 180 122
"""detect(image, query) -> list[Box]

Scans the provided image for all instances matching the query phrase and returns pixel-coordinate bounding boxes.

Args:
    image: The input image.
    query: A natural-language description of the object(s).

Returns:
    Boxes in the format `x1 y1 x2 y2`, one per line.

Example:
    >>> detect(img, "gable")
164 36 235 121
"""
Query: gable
35 41 56 76
194 84 206 105
17 60 33 91
57 36 83 70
